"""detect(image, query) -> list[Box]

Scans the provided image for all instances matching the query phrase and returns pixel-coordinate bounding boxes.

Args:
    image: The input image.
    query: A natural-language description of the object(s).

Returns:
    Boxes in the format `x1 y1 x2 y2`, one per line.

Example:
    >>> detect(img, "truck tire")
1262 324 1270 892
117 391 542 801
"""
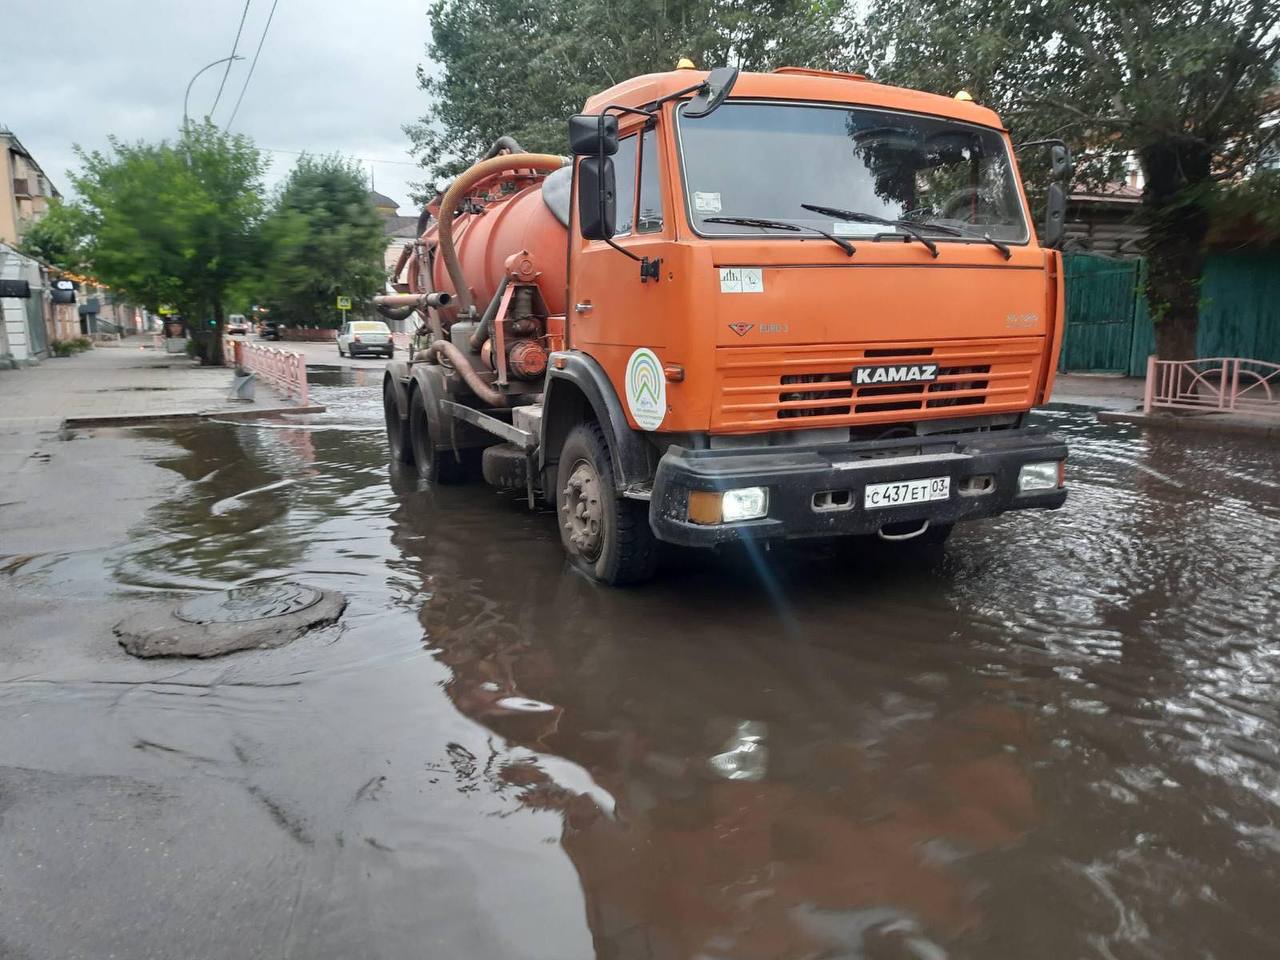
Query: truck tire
384 378 413 465
408 386 468 483
556 421 657 585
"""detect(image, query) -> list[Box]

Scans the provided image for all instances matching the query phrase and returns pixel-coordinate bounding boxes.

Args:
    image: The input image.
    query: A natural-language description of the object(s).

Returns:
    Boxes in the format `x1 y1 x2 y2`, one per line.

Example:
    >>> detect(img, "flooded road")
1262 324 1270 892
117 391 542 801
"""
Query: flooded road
1 368 1278 959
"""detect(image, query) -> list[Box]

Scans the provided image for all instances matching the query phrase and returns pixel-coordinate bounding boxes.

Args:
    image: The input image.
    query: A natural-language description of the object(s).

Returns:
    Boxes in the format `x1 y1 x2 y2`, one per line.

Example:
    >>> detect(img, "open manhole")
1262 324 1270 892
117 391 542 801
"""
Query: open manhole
116 582 345 658
175 583 323 624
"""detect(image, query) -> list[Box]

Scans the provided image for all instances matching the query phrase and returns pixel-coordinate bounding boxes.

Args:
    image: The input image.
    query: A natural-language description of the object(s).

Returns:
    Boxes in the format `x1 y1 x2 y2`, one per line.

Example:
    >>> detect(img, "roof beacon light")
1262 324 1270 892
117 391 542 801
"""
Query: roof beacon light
954 90 974 101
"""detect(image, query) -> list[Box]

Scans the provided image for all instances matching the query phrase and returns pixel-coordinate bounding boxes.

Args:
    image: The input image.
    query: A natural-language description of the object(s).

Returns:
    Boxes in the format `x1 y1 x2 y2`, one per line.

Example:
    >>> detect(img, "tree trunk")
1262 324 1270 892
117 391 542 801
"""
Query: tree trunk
207 300 225 366
1139 140 1211 361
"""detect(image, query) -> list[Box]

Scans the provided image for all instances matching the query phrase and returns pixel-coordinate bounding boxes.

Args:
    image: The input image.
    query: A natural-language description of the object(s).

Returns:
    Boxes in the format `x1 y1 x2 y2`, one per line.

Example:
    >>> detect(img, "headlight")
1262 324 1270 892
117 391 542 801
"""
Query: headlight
1018 461 1062 492
687 487 769 524
722 487 769 522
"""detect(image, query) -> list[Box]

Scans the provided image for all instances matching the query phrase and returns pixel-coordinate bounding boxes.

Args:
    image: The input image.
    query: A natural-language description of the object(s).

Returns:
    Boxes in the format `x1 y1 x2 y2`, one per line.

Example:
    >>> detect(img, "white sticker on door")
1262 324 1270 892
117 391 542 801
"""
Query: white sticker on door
625 348 667 431
693 191 722 213
719 267 763 294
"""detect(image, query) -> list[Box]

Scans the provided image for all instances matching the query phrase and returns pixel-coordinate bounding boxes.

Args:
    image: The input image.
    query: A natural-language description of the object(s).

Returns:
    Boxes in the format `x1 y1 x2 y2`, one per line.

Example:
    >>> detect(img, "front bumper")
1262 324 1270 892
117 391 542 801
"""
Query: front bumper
650 427 1067 547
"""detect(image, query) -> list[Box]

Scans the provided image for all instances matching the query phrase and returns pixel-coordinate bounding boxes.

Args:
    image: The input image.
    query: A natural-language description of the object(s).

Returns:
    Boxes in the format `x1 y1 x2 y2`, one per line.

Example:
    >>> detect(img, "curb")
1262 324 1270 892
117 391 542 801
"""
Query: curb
63 404 326 429
1096 409 1280 439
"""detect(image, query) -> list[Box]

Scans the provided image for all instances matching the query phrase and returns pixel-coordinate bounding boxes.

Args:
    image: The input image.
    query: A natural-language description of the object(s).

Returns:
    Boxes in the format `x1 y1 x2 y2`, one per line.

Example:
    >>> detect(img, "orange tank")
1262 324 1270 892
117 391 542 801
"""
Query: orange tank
416 169 570 321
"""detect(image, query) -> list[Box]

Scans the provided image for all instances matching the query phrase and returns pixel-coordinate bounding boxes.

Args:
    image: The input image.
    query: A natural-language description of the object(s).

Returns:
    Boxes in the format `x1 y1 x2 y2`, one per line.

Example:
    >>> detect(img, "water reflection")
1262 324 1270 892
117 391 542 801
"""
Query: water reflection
43 395 1280 958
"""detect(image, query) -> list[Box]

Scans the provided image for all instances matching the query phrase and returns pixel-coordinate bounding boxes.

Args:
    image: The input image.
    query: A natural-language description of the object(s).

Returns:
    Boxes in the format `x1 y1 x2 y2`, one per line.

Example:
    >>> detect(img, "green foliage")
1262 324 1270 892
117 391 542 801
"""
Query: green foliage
406 0 850 187
256 155 387 327
855 0 1280 357
1209 169 1280 245
49 337 92 357
70 121 267 363
19 199 91 271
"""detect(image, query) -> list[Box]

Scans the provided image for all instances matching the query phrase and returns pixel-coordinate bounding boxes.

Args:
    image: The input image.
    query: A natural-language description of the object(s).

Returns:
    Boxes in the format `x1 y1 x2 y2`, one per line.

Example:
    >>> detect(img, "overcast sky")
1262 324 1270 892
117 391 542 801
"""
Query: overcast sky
1 0 430 213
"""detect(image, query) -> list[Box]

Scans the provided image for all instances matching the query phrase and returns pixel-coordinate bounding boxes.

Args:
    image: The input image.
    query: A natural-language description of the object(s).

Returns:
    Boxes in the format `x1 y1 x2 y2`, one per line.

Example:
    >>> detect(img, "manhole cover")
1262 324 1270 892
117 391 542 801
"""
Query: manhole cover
175 583 323 624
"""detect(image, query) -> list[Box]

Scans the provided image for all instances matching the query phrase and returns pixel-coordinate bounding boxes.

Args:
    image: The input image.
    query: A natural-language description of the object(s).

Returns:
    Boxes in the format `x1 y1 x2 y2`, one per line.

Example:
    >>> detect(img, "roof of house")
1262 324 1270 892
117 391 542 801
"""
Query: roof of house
0 127 61 198
368 189 399 210
384 214 418 239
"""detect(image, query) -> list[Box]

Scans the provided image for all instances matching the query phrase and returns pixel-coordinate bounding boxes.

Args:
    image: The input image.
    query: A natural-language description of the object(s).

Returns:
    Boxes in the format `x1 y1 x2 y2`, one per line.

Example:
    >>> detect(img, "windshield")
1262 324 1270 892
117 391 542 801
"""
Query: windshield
677 101 1029 243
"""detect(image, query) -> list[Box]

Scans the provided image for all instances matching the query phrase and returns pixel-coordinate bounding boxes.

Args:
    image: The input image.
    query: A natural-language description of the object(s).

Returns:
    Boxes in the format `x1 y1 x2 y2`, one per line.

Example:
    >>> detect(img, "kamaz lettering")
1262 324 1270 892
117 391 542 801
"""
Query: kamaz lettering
852 364 940 386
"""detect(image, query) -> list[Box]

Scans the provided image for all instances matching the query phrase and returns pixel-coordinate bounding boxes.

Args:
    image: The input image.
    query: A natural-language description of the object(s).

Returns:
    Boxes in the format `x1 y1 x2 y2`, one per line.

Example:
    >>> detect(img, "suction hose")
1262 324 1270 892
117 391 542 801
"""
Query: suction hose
436 152 566 316
423 339 507 408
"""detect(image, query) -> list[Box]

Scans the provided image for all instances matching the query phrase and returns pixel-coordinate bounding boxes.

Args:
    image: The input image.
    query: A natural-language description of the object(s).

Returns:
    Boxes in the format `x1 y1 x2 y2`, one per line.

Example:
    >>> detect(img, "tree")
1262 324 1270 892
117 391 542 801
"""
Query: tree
71 121 267 364
19 198 90 271
855 0 1280 359
405 0 848 186
256 155 387 327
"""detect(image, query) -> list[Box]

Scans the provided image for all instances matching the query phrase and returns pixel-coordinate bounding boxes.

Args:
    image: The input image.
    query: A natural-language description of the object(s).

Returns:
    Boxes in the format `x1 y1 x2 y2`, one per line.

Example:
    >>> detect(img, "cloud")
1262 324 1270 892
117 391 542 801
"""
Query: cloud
0 0 430 213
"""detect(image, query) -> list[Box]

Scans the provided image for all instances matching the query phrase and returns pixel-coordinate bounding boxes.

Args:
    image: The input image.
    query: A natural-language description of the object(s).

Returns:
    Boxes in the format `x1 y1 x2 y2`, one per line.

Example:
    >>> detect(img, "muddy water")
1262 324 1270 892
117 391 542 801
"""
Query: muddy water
2 370 1279 959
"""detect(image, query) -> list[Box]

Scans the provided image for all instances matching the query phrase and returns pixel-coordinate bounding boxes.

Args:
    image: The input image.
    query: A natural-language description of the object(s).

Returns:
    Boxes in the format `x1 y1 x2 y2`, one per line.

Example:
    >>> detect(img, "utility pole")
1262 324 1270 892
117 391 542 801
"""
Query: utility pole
184 56 243 130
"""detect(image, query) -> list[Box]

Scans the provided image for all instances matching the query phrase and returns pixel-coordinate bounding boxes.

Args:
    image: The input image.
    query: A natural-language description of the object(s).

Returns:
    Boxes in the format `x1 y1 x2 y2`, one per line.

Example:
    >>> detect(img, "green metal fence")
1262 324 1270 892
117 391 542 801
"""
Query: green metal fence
1060 251 1280 376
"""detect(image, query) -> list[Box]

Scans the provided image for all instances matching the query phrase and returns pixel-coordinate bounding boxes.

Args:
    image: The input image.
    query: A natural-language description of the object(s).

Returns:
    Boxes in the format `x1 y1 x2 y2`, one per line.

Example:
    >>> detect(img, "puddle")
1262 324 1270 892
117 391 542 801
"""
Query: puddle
1 378 1278 958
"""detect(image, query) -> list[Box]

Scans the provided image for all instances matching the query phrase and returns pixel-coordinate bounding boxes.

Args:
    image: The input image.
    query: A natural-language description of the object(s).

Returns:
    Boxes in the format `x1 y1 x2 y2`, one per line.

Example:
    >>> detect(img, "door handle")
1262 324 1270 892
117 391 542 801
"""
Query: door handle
574 301 594 313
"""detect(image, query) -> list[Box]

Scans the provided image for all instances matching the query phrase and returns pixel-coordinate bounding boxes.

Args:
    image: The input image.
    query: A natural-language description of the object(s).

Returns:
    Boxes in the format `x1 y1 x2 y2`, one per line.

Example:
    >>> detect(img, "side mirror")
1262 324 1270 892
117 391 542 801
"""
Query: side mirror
569 114 618 156
1043 182 1067 249
1050 143 1073 181
577 156 616 240
683 66 739 119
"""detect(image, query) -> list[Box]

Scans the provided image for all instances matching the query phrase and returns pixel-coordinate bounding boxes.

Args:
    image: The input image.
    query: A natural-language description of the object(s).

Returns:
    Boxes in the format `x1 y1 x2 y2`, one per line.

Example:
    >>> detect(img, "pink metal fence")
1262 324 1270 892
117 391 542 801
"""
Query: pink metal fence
392 331 412 351
1143 356 1280 419
225 339 310 405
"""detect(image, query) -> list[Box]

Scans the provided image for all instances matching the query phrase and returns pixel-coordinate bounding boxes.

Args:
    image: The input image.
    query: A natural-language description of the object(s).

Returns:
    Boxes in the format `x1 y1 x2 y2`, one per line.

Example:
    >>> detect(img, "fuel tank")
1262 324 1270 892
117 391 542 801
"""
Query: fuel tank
422 167 570 319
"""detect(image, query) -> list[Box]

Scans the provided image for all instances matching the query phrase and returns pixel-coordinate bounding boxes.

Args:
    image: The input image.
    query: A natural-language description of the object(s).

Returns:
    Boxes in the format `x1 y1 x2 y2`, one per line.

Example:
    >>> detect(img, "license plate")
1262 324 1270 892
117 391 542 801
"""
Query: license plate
864 476 950 509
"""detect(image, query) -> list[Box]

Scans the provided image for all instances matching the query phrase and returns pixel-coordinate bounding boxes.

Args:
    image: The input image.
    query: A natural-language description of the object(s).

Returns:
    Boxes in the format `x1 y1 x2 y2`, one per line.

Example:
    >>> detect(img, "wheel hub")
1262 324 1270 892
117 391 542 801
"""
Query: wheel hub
562 460 603 560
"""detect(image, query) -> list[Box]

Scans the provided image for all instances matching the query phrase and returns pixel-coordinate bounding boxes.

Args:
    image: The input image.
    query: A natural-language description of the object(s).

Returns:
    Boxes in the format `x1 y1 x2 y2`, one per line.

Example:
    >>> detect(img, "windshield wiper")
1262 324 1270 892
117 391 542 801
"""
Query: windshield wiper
800 203 938 258
703 216 855 257
803 203 1014 260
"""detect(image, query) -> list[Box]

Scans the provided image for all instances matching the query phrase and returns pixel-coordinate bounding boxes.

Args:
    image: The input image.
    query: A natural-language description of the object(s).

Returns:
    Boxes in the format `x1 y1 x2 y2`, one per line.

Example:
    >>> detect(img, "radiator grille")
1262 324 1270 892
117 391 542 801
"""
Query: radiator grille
714 338 1041 431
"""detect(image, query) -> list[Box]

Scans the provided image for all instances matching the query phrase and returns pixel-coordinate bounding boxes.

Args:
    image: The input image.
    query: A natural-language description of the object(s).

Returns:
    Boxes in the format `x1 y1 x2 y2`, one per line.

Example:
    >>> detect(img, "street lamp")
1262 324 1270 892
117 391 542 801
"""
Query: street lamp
183 55 244 129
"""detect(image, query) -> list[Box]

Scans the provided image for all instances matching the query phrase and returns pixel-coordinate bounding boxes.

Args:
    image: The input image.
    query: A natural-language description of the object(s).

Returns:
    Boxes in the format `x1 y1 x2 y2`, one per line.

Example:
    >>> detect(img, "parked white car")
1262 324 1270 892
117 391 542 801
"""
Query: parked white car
337 320 394 358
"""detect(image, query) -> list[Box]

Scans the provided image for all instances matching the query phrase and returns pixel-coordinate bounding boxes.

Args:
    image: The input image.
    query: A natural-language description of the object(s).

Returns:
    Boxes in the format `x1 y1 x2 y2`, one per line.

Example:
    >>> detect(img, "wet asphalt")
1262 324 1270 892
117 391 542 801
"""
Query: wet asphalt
0 366 1278 960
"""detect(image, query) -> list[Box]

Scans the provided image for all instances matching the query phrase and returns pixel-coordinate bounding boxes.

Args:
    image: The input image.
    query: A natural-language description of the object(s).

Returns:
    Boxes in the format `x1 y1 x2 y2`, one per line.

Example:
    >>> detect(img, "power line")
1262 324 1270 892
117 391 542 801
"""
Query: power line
261 146 420 166
211 0 253 117
226 0 280 130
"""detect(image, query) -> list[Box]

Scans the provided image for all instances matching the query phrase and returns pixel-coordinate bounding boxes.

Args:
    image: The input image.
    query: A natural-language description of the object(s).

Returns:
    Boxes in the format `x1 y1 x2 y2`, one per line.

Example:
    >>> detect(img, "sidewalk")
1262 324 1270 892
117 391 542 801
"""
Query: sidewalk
1050 372 1279 438
0 341 320 431
1049 373 1146 410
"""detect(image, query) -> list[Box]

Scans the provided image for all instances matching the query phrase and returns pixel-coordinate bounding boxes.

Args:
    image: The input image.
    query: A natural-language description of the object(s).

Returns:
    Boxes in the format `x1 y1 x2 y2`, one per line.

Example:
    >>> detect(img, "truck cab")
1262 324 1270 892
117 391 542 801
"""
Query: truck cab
381 66 1070 584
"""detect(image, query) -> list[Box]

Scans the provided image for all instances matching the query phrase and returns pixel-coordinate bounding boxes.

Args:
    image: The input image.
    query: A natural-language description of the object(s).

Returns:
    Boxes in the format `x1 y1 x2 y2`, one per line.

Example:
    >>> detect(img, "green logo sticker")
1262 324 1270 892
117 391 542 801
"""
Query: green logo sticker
625 348 666 431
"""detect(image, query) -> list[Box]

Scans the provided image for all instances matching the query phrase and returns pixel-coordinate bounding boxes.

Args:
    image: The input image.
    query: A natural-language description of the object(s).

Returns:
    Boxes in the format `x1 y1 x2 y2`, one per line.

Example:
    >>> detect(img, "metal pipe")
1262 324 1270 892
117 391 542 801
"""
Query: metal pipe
469 276 509 353
436 153 565 316
374 291 453 308
424 339 508 408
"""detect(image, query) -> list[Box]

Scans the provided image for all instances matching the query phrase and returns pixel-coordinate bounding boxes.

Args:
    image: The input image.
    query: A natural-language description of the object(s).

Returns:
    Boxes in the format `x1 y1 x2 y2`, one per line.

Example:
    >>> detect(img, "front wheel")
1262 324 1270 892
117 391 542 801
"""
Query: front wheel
383 378 413 465
338 344 345 357
407 386 468 483
555 421 657 585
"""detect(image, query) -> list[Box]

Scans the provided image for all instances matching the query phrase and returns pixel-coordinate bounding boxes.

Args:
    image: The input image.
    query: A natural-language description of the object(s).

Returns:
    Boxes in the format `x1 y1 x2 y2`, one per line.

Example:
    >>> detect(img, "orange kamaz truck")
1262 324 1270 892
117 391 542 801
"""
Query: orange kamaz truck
378 64 1072 584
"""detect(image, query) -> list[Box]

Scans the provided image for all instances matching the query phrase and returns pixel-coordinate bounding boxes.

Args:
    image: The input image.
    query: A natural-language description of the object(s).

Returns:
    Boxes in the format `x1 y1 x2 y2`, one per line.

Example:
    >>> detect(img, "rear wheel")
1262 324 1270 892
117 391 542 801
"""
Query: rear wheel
407 387 468 483
555 421 657 585
383 378 413 465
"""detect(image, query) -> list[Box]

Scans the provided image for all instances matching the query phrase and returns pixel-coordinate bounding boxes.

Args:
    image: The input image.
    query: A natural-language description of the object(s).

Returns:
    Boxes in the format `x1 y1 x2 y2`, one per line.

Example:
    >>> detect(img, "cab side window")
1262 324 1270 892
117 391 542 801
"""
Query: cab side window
612 135 638 237
637 128 664 234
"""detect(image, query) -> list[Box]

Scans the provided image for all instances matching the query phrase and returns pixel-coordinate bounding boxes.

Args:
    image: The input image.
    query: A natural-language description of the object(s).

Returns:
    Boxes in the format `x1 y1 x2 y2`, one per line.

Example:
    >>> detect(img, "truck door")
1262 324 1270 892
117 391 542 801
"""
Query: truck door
570 123 683 429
